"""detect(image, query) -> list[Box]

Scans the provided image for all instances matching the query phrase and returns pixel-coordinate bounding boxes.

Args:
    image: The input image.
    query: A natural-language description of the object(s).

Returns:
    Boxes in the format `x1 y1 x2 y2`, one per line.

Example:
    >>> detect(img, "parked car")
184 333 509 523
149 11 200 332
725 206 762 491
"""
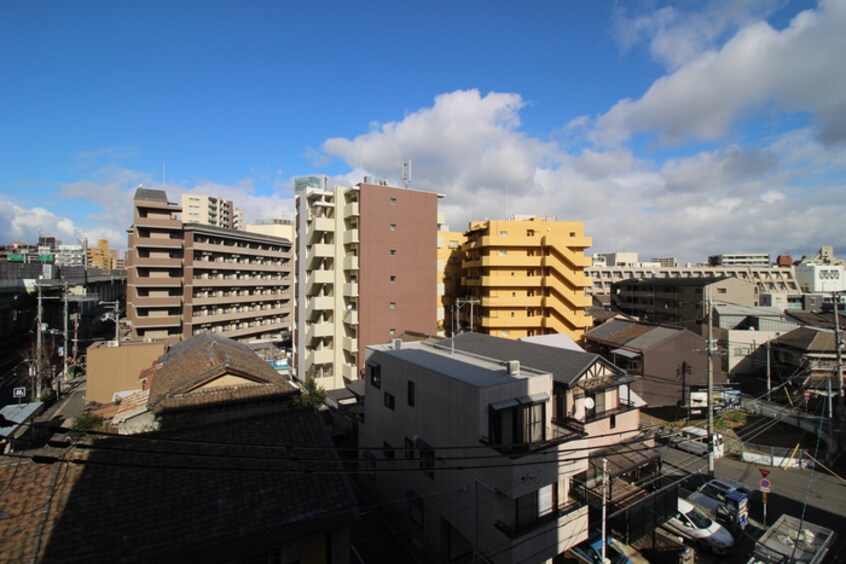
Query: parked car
568 533 631 564
660 497 735 554
687 478 751 529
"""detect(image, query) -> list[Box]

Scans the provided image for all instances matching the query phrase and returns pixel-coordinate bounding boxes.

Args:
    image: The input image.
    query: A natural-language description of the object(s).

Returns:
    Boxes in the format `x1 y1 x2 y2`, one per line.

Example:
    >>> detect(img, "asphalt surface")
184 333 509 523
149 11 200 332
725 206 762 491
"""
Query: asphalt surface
661 444 846 563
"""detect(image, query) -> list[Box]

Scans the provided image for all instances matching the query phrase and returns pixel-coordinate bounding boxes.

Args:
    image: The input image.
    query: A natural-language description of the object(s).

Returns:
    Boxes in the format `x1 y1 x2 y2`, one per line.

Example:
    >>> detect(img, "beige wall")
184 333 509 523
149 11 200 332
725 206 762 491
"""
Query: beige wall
86 341 165 404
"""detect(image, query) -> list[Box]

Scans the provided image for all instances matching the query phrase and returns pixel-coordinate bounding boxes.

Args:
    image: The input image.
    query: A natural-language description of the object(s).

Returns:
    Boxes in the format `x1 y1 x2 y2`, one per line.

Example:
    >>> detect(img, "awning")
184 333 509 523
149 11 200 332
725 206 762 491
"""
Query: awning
611 348 640 359
591 441 660 478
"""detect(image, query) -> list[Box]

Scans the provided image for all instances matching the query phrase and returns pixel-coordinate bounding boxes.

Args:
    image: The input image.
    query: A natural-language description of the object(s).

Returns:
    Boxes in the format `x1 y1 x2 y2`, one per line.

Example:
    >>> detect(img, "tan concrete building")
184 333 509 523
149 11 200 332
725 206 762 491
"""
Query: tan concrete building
181 193 245 230
126 188 292 342
436 228 463 335
460 216 592 341
246 218 294 242
87 239 122 270
294 181 439 390
86 339 166 403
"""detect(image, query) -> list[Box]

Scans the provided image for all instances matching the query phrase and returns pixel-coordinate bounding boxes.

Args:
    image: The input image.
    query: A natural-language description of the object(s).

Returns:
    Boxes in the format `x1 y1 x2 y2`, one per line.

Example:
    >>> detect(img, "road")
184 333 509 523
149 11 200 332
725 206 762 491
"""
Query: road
661 444 846 562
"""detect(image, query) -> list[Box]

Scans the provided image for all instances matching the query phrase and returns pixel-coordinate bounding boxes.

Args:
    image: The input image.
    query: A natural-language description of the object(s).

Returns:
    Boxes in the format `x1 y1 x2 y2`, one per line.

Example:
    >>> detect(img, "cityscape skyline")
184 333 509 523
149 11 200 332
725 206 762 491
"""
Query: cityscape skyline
1 0 844 264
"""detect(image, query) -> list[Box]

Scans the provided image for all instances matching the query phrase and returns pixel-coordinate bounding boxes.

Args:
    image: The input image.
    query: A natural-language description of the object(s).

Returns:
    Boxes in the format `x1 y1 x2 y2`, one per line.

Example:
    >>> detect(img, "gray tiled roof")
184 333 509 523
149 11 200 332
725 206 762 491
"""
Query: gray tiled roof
433 333 611 387
626 326 681 351
584 319 636 342
133 187 168 201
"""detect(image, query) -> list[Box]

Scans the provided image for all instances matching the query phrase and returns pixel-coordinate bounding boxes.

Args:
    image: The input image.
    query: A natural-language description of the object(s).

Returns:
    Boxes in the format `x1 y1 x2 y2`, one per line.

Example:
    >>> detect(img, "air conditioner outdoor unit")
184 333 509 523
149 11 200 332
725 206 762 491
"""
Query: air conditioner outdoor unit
392 338 402 350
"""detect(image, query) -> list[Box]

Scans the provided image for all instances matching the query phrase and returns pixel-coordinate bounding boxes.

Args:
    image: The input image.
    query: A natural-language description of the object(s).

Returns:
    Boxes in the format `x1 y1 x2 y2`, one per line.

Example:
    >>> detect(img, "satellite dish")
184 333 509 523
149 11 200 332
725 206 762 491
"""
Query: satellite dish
584 397 595 410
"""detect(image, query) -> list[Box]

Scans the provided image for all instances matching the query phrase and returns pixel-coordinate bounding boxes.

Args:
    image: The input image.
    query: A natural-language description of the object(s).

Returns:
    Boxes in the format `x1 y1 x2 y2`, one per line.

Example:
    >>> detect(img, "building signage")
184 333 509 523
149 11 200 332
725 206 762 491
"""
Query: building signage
688 385 741 416
13 387 26 398
818 269 840 280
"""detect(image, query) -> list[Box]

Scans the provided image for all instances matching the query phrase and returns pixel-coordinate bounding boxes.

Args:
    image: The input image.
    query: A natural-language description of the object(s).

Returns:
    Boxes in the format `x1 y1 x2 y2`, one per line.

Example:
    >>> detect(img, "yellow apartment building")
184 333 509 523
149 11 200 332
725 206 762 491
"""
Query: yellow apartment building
88 239 122 270
436 229 464 334
460 216 592 341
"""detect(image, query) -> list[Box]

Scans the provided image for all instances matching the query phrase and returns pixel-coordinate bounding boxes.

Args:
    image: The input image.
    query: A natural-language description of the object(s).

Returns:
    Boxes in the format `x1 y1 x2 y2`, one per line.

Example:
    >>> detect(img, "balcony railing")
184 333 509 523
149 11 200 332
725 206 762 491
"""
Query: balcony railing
495 498 586 539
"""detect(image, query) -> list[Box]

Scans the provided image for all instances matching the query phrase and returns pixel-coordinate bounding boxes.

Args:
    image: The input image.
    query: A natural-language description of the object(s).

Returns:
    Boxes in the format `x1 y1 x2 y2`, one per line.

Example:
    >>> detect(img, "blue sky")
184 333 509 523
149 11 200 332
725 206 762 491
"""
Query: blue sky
1 0 844 264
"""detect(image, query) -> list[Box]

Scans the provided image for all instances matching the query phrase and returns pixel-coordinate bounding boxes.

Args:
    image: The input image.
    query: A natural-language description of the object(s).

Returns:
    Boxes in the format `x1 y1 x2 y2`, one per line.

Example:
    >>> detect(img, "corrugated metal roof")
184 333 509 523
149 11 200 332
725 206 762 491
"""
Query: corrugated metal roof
626 326 681 351
518 333 585 352
714 304 784 317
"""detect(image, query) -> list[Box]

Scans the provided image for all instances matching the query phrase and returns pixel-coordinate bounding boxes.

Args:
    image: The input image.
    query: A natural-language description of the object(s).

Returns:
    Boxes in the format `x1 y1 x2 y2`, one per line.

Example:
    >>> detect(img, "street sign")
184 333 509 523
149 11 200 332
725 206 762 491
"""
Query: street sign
759 468 770 479
12 387 26 398
760 478 771 492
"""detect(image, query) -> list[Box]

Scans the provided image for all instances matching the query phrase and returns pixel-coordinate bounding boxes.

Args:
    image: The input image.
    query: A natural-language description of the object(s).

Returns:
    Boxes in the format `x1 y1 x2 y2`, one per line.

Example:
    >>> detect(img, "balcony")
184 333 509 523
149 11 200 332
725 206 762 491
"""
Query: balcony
136 217 182 230
310 296 335 311
341 363 357 381
495 499 587 540
133 277 183 288
133 256 183 268
133 297 183 308
311 216 334 233
343 256 359 271
309 244 334 259
132 315 182 328
309 348 334 365
343 283 358 298
344 202 359 218
307 321 334 342
344 309 358 325
134 236 183 249
343 336 358 352
343 229 359 245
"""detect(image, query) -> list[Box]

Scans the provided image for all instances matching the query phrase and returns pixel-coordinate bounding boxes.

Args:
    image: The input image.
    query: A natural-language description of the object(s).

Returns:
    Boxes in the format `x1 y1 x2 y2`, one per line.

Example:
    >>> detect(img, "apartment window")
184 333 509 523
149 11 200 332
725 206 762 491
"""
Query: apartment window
569 232 576 237
390 197 397 206
390 223 397 231
408 381 415 407
390 275 397 282
389 328 396 336
499 231 508 236
389 302 396 309
384 392 395 410
367 362 381 389
610 414 617 429
489 398 546 448
389 249 397 256
718 288 727 294
405 437 415 459
383 441 395 459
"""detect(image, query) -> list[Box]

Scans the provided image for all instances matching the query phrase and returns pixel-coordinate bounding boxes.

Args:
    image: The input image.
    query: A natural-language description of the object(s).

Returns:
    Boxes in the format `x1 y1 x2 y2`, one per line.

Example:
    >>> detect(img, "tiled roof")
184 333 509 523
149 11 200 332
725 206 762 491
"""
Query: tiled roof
584 319 688 352
626 326 682 351
148 333 296 412
111 390 150 424
773 326 836 352
133 187 168 201
0 410 357 562
433 332 613 387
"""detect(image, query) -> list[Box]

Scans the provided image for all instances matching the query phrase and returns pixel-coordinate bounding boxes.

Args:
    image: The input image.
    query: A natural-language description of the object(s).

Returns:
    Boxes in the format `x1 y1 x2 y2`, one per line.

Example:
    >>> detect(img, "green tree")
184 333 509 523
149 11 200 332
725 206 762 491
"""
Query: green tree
293 378 326 410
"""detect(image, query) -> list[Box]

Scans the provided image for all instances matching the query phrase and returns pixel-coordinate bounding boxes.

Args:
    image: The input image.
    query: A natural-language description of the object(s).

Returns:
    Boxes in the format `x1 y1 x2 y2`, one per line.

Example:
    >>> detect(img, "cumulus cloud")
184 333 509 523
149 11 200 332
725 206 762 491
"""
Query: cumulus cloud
317 87 846 263
0 198 79 244
598 0 846 146
614 0 782 70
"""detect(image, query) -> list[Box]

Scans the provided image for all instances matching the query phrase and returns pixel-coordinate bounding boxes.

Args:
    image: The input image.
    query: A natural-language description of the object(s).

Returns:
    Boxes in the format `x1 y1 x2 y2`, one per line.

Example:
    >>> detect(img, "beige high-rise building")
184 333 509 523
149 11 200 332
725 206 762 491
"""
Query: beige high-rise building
460 216 592 341
127 188 291 342
88 239 122 270
181 194 244 230
293 180 439 391
246 218 294 242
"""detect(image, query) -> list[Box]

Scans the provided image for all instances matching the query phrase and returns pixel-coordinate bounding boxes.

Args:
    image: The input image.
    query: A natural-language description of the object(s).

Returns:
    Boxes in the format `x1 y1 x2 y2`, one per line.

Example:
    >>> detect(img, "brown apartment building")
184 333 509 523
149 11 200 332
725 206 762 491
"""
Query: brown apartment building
294 179 439 391
127 188 292 342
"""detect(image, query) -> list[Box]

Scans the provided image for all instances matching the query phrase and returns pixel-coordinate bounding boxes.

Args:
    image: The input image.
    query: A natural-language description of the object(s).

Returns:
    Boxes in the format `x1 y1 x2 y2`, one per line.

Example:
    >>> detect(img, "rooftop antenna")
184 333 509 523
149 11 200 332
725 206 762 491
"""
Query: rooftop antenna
401 159 411 189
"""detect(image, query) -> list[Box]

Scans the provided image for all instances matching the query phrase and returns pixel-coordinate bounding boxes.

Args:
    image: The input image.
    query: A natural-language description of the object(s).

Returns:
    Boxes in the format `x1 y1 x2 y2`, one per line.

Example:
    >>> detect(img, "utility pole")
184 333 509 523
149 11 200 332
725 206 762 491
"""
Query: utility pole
766 340 772 402
601 458 608 564
35 281 43 401
706 293 715 476
833 292 844 422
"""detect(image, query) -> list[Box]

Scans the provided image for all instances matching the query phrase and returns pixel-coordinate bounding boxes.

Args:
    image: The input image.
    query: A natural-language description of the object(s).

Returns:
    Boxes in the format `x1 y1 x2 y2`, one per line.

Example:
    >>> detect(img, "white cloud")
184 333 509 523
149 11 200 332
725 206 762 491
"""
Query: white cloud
598 0 846 146
0 198 79 244
614 0 782 70
318 87 846 263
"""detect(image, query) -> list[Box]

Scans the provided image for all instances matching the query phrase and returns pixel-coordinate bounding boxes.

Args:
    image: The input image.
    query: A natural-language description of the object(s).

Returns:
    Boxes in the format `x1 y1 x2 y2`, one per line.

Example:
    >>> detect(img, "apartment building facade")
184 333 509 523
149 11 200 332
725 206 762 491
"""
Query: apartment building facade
294 181 438 390
87 239 123 270
460 216 592 341
588 264 800 298
611 276 758 334
181 194 245 230
359 334 646 562
127 188 292 342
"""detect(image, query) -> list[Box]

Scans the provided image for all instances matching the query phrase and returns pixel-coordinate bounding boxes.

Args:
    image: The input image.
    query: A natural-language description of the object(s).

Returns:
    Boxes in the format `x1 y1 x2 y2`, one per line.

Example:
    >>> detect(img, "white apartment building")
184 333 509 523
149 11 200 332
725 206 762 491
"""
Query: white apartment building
588 264 801 298
181 194 244 230
359 334 656 562
708 253 771 267
293 180 439 391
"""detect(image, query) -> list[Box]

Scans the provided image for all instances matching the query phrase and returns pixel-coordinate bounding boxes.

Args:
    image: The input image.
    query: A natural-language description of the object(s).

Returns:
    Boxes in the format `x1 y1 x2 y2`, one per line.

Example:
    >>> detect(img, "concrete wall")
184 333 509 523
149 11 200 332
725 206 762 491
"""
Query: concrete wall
86 341 165 404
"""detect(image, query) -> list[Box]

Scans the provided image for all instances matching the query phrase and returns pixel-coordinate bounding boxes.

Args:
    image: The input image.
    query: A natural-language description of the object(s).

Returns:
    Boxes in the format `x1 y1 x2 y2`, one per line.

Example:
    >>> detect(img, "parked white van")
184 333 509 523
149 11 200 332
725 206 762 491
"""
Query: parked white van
671 426 725 459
